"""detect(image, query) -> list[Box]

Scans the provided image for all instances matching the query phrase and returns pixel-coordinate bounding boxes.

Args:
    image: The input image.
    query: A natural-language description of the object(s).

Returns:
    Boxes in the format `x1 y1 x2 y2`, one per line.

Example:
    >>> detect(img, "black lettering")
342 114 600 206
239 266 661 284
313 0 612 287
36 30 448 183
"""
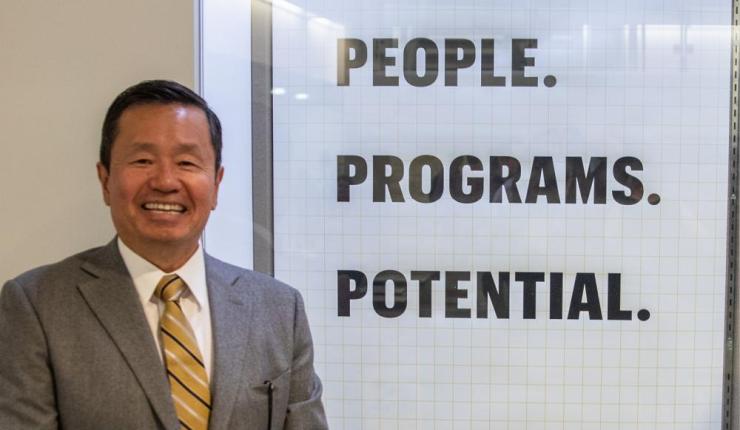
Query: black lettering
565 157 607 204
550 272 563 319
373 155 405 202
446 271 471 318
445 39 476 86
337 38 367 86
403 38 438 87
481 39 506 87
525 156 560 203
411 271 440 318
337 155 368 202
490 156 522 203
450 156 484 203
567 273 603 320
516 272 544 319
607 273 631 320
409 156 444 203
338 270 367 317
612 157 644 205
373 38 399 86
373 270 407 318
476 272 509 318
512 38 538 87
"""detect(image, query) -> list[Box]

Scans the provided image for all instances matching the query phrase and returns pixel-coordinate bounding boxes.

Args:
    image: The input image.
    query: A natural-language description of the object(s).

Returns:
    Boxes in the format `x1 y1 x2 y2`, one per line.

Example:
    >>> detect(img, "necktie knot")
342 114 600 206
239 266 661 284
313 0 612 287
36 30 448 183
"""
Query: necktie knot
155 274 186 302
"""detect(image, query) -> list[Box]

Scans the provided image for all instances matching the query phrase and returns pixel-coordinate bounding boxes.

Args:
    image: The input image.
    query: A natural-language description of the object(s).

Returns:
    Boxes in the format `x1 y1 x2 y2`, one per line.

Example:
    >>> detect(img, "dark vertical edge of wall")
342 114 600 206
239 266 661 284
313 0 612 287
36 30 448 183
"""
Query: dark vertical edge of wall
726 2 739 429
251 0 274 275
194 0 204 95
194 0 207 246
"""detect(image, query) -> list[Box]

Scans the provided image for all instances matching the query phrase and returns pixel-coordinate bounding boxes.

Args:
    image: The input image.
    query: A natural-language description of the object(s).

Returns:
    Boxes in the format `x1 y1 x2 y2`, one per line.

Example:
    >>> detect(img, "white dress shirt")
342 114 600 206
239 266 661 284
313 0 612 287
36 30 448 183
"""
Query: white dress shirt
117 237 213 378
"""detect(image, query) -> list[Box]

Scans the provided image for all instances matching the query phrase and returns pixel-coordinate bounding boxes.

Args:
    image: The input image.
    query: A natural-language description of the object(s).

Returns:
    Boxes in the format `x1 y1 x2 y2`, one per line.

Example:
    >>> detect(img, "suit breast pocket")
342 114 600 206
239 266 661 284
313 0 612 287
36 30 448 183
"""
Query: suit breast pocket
238 367 292 430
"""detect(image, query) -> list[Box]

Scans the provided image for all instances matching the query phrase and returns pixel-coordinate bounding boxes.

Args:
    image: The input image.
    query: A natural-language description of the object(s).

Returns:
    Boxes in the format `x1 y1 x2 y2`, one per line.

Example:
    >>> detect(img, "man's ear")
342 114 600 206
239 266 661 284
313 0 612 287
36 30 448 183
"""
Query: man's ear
212 166 224 210
96 162 111 206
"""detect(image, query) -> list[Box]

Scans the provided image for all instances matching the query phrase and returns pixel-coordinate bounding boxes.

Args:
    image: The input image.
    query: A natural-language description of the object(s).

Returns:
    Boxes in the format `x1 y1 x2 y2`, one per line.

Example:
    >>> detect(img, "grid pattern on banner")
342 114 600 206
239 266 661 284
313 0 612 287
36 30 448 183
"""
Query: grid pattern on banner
271 0 731 428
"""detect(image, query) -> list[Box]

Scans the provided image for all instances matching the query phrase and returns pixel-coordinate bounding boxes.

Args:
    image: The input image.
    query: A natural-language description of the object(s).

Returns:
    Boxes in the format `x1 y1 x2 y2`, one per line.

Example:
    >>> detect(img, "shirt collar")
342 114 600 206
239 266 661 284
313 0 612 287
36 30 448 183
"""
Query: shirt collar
117 237 207 310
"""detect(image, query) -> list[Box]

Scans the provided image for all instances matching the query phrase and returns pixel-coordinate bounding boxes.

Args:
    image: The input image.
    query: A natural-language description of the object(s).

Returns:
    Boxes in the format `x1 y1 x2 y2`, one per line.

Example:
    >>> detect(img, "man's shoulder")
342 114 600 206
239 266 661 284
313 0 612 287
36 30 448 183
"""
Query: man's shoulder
5 243 119 302
204 255 302 302
11 246 106 285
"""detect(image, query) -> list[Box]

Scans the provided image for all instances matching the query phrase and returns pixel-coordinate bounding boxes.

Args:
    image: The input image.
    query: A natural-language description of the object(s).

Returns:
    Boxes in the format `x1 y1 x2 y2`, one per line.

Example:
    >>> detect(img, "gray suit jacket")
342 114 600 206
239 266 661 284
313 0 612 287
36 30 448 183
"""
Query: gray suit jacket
0 240 327 429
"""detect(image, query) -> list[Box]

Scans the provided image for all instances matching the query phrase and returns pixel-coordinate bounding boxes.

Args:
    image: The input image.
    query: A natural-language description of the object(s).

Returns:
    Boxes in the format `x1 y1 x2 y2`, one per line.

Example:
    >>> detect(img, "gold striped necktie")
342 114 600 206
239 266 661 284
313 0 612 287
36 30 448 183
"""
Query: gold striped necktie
156 274 211 430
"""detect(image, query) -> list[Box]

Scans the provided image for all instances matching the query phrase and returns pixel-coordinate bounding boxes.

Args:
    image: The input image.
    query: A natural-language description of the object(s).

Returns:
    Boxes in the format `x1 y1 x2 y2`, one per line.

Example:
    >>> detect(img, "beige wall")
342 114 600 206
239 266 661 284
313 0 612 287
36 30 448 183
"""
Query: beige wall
0 1 196 281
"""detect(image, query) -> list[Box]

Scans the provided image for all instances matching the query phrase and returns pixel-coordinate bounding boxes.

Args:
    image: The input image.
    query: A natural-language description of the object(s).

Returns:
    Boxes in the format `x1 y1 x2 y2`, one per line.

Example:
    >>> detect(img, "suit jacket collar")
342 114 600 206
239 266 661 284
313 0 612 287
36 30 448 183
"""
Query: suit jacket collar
204 254 253 430
75 240 179 430
74 239 255 430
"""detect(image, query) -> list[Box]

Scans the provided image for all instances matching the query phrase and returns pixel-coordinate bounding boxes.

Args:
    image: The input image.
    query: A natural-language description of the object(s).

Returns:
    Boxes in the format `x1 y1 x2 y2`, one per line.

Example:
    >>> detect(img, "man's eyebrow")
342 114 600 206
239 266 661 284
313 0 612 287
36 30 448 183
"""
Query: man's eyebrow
126 142 205 155
173 143 205 154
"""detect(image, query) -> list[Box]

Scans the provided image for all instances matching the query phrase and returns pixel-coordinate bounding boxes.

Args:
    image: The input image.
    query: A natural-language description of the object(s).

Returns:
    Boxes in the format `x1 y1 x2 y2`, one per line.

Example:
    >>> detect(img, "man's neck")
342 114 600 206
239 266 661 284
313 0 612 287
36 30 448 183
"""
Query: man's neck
118 237 199 273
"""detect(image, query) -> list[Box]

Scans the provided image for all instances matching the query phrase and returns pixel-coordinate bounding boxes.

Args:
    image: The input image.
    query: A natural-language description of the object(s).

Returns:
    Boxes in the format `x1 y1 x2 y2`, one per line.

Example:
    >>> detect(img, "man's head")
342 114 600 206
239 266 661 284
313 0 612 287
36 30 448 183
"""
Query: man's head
100 80 222 171
97 80 224 270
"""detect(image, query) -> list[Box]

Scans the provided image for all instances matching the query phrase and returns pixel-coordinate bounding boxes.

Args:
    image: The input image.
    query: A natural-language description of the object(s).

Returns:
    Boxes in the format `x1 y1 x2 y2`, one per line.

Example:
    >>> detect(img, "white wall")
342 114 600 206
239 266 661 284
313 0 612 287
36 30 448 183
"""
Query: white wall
0 0 196 281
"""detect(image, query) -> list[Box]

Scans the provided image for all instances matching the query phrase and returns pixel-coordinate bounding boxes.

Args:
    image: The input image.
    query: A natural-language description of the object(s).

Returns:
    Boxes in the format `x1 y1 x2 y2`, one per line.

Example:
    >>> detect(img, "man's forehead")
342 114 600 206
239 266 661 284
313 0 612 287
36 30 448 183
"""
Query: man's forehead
119 103 207 123
112 104 213 157
115 104 209 139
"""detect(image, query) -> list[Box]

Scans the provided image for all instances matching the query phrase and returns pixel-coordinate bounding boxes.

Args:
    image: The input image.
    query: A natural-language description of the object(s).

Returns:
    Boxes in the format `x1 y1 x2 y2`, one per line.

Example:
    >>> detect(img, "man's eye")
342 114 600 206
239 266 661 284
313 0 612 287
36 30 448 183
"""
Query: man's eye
132 159 152 165
179 160 198 167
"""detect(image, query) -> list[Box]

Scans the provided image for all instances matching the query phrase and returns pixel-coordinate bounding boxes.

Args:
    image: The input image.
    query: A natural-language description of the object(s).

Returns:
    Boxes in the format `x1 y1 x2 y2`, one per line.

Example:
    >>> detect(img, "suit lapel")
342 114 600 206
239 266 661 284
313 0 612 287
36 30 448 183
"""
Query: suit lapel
205 256 254 430
76 240 180 430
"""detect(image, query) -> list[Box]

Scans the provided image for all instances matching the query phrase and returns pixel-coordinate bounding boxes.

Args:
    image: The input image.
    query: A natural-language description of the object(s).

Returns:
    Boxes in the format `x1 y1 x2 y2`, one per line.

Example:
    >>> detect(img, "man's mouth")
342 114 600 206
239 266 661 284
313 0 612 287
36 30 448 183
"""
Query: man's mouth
142 202 186 213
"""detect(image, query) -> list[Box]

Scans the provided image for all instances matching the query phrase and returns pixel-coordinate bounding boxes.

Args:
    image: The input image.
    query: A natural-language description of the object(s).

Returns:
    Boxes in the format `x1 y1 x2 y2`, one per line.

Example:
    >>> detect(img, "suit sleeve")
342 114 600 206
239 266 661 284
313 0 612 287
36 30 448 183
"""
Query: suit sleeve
284 291 328 430
0 280 59 430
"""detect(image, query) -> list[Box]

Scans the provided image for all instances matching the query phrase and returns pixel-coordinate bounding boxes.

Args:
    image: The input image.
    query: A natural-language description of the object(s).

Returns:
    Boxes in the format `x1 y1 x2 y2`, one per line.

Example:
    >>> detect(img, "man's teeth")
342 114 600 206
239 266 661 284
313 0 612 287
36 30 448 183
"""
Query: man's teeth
143 203 185 212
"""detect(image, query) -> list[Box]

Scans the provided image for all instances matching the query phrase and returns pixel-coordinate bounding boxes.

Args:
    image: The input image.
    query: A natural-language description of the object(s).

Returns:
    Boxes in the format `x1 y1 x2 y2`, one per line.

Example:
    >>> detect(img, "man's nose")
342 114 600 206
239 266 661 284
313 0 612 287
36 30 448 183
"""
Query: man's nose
149 163 180 192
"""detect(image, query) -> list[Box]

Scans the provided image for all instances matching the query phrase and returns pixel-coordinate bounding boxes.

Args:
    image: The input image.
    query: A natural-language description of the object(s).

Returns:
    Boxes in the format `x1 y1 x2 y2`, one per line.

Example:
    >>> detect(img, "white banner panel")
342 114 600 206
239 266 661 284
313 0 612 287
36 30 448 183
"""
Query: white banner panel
202 0 253 268
271 1 731 428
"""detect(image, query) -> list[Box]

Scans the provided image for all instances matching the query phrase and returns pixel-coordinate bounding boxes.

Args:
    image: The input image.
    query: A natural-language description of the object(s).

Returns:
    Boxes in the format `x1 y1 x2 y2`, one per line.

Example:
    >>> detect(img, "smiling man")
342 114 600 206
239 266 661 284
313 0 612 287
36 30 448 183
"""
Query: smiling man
0 80 328 430
99 102 222 272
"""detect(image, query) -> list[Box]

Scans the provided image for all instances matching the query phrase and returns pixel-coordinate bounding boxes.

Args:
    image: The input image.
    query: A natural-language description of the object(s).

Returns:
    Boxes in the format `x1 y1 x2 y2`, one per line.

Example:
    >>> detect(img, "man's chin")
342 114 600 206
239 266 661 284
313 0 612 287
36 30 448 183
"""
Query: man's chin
122 232 199 253
144 234 198 249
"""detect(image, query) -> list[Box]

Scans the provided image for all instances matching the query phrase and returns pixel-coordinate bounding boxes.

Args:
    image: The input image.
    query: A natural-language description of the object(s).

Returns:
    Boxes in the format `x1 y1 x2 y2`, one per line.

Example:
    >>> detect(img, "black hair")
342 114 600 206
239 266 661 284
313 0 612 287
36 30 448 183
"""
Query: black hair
100 80 222 170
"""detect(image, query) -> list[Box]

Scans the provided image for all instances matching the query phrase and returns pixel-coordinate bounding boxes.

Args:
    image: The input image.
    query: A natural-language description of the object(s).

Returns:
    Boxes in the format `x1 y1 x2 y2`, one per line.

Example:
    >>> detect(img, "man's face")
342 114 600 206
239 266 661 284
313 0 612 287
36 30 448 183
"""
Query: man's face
97 103 223 260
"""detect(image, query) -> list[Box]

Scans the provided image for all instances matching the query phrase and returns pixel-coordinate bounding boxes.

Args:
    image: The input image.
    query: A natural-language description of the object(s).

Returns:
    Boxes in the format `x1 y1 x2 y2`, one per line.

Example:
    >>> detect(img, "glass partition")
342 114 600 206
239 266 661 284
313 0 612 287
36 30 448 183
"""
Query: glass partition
206 0 738 427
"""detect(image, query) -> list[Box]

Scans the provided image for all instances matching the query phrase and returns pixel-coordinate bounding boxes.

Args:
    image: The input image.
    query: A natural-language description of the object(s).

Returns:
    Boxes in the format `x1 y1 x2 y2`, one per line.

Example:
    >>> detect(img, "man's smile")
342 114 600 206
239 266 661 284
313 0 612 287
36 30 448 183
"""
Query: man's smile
142 202 187 213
